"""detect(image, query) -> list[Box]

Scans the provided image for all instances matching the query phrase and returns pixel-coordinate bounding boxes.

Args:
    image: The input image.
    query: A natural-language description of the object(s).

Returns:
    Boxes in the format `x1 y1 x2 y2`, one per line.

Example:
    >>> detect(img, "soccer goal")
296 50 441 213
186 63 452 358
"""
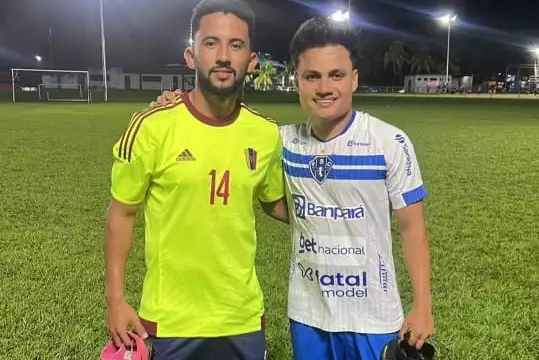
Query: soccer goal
11 68 91 103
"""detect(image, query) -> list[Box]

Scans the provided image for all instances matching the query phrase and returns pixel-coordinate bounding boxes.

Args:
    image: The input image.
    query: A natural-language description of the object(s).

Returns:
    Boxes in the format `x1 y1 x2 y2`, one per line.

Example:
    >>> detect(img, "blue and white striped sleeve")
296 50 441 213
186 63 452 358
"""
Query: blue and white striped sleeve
385 131 427 210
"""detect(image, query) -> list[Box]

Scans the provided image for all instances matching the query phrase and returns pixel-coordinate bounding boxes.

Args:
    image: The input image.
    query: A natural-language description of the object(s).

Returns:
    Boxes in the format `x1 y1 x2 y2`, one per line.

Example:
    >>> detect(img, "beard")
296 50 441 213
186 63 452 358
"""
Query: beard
196 61 247 97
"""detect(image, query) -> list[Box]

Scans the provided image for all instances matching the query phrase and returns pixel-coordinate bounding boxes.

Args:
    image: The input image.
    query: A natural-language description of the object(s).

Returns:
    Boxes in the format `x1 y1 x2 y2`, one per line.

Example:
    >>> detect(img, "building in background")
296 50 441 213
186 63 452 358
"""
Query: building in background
403 74 473 93
87 64 195 91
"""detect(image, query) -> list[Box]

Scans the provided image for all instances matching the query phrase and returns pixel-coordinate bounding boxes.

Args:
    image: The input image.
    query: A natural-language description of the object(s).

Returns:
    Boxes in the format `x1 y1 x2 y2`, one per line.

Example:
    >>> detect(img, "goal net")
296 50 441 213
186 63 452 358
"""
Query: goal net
11 68 91 103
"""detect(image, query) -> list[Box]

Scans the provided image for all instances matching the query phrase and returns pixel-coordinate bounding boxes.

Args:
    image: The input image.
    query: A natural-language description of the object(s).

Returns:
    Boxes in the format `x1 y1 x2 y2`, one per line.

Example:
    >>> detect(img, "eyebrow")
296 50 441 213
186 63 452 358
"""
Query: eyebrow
200 36 247 45
302 69 346 76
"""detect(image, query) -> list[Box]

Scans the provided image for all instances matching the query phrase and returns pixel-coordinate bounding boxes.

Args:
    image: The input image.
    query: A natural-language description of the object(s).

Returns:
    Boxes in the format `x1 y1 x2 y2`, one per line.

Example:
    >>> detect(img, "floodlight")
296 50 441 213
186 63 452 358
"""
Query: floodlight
329 9 350 22
35 55 42 62
438 14 457 24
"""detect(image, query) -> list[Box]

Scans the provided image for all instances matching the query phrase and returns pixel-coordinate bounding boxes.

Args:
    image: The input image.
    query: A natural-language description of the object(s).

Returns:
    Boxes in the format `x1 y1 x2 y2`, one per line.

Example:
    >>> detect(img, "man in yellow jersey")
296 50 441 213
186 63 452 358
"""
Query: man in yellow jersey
103 1 288 359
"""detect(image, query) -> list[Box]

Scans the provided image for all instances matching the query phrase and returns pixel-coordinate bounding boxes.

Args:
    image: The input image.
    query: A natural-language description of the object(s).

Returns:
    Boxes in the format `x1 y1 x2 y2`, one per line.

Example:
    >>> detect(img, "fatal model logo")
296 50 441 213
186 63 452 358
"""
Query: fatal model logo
309 155 333 184
296 262 368 299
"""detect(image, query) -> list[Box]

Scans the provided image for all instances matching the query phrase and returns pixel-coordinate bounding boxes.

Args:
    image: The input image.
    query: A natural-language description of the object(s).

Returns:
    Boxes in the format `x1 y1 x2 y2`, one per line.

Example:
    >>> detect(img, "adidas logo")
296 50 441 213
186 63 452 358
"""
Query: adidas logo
176 149 196 161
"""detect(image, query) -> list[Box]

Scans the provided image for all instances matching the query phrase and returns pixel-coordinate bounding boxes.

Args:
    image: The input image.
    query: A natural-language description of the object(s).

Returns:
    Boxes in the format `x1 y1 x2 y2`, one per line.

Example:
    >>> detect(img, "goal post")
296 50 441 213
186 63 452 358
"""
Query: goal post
11 68 91 103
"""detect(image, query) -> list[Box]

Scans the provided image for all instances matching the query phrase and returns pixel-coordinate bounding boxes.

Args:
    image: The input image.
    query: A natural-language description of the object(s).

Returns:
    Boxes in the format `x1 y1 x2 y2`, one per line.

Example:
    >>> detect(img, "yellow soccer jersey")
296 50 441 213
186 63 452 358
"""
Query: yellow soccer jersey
110 92 285 338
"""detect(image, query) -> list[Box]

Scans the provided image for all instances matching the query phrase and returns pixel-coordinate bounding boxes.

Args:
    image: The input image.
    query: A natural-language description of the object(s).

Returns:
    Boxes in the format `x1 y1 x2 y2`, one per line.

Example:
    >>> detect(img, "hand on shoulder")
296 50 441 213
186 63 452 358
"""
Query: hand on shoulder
149 88 184 108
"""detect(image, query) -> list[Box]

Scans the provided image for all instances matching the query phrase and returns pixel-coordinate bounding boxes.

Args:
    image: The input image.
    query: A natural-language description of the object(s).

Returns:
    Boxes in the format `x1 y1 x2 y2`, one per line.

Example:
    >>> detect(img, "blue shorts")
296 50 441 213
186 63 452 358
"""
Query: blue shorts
290 319 398 360
148 330 266 360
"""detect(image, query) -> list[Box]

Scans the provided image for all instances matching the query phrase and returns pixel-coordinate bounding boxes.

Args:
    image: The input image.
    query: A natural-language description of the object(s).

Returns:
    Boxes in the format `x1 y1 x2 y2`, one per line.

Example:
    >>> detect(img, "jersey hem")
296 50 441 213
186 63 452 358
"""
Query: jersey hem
288 314 403 334
140 315 265 338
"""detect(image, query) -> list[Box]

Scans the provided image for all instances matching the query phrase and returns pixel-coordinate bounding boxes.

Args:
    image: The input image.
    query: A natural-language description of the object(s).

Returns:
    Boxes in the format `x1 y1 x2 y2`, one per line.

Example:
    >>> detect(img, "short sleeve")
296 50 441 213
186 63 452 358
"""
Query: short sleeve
385 131 427 210
257 131 285 203
110 113 156 205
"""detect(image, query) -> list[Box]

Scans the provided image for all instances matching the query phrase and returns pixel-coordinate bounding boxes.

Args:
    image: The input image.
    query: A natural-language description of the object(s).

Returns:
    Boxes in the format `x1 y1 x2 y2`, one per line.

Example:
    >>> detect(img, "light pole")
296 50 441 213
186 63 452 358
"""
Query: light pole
531 47 539 79
99 0 108 102
438 14 457 92
530 47 539 94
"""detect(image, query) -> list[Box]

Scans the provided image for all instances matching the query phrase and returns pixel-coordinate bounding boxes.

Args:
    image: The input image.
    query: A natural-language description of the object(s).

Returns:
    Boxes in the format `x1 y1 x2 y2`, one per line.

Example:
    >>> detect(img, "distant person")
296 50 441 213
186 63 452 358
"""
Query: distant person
103 0 287 359
154 16 435 360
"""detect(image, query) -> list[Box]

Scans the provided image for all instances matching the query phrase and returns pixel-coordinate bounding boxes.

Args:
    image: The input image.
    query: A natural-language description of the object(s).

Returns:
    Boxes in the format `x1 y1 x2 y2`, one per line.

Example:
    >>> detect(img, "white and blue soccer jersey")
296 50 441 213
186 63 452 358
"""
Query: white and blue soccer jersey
280 110 427 334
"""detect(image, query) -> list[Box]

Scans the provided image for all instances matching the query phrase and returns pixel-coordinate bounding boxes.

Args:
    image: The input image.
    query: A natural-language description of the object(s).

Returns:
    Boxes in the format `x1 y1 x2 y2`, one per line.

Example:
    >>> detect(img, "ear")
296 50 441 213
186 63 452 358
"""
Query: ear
352 68 359 92
247 52 259 74
184 46 196 70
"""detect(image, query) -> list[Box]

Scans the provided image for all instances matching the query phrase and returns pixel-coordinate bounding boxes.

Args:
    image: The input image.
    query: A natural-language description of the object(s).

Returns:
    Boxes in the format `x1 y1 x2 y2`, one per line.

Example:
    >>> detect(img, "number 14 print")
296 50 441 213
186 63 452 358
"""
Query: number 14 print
209 169 230 205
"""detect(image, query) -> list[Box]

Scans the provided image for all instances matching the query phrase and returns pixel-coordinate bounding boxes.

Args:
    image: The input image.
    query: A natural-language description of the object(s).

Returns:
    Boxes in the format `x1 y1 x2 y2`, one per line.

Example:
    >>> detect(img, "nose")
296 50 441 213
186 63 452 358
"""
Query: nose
315 77 333 97
216 44 230 63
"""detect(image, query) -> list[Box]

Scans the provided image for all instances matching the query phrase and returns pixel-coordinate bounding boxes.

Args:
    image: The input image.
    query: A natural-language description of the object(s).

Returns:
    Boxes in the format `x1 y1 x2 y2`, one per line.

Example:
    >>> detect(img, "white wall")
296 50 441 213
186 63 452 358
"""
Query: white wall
39 72 89 90
85 67 195 90
137 74 195 91
183 74 195 90
88 67 124 89
127 74 140 90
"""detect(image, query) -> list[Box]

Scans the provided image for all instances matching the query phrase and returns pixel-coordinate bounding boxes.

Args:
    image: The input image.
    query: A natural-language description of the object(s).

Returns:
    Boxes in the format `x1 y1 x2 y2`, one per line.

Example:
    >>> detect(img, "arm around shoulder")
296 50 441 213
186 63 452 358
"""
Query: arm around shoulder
258 128 288 223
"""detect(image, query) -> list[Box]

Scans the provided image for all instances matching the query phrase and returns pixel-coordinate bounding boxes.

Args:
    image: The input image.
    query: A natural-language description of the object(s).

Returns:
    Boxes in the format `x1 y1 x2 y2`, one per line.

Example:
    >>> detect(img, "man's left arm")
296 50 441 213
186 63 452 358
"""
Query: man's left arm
257 131 289 224
386 131 433 350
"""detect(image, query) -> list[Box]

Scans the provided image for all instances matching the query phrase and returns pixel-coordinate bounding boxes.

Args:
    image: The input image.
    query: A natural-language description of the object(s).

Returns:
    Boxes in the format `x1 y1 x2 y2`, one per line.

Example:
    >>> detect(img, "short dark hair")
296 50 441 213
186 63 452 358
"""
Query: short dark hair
190 0 256 48
289 17 361 69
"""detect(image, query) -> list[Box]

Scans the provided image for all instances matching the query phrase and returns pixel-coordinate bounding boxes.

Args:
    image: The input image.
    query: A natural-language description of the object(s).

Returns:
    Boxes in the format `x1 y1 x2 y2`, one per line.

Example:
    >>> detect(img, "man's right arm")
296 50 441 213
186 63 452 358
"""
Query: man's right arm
104 111 156 345
104 200 138 302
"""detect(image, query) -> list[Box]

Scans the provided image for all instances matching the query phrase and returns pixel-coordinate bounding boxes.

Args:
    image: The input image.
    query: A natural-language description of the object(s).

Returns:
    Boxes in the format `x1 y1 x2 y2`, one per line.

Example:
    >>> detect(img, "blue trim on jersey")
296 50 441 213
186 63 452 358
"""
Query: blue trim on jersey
311 110 357 143
283 148 386 167
284 163 386 180
403 184 427 205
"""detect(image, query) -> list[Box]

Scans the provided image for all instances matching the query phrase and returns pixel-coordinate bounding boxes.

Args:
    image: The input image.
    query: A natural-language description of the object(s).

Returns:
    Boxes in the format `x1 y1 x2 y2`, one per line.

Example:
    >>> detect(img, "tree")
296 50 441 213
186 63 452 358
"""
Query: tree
435 58 461 76
384 41 409 85
409 47 435 74
281 61 295 88
254 62 277 91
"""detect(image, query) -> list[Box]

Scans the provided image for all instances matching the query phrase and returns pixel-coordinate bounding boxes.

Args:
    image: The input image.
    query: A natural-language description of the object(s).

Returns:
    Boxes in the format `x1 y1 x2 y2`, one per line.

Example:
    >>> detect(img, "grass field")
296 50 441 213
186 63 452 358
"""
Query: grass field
1 95 538 359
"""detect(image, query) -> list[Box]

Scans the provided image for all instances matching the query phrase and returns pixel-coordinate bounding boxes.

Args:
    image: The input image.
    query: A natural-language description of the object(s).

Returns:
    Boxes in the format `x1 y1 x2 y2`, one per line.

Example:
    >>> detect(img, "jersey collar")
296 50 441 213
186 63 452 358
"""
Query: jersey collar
182 91 241 127
310 110 357 143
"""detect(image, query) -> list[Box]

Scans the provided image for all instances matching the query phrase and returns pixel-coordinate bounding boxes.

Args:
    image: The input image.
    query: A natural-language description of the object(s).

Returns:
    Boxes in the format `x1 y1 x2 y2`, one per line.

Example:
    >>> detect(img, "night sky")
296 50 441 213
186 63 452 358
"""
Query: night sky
1 0 538 84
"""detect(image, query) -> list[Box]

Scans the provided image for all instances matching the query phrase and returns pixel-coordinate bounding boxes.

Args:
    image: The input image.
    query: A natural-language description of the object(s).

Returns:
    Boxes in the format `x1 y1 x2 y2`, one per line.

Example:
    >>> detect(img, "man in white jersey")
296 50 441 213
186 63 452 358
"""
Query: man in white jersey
151 16 434 360
281 17 434 360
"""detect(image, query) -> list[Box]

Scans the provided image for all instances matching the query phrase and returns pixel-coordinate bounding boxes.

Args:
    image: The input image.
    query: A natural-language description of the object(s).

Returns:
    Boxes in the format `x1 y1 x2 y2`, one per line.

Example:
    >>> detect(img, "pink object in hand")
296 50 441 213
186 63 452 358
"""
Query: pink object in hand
99 331 152 360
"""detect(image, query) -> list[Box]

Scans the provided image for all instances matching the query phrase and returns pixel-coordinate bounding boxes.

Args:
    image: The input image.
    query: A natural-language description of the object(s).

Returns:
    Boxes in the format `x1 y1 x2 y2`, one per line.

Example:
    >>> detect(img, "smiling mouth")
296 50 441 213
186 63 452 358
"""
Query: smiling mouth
314 98 337 107
212 69 234 75
212 69 234 81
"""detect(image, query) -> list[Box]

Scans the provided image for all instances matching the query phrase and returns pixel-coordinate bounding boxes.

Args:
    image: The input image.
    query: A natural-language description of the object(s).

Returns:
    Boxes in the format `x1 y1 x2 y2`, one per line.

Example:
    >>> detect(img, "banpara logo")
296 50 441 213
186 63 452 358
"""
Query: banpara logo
293 194 366 221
